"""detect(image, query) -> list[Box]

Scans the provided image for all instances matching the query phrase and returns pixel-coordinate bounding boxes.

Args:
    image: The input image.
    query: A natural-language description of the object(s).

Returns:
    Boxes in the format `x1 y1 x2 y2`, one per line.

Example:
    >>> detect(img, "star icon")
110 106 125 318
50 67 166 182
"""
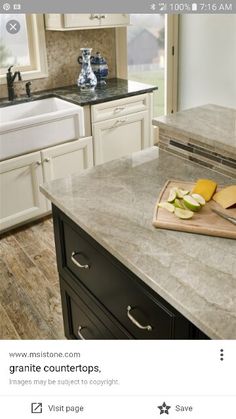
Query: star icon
158 401 171 415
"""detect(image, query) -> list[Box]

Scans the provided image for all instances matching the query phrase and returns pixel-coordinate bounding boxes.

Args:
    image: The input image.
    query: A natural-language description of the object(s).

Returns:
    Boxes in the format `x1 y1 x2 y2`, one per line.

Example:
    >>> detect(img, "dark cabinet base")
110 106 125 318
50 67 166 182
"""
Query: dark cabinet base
53 205 209 340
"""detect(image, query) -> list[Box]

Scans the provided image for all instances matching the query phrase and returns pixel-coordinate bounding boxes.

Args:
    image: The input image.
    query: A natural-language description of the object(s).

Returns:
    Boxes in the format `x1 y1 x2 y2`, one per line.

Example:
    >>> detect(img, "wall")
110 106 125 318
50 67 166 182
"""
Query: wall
0 28 117 98
178 14 236 110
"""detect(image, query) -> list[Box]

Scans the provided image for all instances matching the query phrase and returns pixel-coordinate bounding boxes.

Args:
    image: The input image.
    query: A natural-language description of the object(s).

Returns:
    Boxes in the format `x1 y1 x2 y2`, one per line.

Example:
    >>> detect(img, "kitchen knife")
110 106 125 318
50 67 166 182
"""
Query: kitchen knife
212 208 236 226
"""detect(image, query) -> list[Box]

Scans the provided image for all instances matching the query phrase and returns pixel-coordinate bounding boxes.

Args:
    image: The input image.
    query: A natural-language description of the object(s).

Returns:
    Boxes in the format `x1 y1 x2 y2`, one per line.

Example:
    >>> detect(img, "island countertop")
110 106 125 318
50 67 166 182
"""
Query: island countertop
153 104 236 157
40 147 236 339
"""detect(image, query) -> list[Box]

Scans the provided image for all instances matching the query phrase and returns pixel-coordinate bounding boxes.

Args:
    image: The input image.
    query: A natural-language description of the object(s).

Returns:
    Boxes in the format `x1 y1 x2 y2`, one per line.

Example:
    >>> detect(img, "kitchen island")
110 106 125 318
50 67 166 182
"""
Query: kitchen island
153 104 236 178
40 147 236 340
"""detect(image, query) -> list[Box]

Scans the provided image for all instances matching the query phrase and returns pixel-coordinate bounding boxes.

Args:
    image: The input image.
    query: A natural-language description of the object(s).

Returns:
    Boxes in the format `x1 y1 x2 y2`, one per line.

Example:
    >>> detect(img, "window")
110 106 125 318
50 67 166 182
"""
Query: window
0 14 48 82
116 15 178 116
127 14 165 117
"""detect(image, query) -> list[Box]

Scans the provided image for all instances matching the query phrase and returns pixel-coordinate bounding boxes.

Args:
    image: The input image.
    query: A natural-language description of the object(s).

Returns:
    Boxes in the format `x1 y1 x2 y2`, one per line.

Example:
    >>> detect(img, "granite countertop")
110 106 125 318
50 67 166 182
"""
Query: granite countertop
0 78 157 108
40 147 236 340
153 104 236 156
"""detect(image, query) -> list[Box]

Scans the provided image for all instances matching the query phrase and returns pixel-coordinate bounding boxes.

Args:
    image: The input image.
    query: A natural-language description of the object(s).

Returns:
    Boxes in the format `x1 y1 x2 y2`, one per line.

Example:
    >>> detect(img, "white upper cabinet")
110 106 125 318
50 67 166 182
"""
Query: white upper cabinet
45 14 130 30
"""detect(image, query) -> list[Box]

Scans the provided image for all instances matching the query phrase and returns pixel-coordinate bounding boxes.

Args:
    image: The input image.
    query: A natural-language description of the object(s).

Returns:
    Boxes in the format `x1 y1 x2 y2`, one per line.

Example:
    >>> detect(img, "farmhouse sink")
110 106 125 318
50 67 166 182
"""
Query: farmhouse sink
0 97 85 160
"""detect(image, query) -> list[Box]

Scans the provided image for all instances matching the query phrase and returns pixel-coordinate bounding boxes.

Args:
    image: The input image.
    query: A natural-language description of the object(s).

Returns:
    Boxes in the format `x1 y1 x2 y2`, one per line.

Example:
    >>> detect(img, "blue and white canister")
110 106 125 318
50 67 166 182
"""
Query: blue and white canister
91 52 108 85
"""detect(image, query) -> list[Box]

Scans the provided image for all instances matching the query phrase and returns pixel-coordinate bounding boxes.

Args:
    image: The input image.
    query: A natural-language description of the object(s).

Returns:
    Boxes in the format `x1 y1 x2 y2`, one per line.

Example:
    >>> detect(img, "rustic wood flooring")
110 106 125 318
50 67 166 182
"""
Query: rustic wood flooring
0 217 65 339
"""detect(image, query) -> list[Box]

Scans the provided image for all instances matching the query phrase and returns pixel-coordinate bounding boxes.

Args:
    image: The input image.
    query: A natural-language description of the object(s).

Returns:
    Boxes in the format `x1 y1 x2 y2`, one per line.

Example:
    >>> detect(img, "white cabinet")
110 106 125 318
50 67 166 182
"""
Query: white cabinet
41 137 93 182
0 152 47 232
0 137 93 232
93 112 149 165
45 14 130 30
92 94 153 165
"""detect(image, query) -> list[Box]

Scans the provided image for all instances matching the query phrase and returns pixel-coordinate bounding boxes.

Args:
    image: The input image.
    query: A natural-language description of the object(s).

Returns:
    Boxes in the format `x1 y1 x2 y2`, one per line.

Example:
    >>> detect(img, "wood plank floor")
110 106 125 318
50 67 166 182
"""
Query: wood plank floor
0 217 65 339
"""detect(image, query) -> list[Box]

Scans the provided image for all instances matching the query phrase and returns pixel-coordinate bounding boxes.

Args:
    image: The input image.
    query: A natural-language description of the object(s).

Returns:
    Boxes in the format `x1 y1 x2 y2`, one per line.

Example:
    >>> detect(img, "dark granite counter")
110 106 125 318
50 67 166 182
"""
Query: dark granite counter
0 78 157 108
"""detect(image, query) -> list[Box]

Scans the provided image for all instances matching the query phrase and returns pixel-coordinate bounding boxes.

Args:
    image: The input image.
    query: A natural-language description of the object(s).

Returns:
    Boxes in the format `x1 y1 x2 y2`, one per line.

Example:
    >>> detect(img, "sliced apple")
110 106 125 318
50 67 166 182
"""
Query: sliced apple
183 195 201 212
158 202 175 213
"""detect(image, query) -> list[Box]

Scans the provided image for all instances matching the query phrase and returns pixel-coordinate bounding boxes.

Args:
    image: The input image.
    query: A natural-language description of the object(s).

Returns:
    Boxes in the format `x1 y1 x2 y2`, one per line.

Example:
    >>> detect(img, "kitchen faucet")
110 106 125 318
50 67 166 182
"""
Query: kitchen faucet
6 65 22 101
25 81 32 98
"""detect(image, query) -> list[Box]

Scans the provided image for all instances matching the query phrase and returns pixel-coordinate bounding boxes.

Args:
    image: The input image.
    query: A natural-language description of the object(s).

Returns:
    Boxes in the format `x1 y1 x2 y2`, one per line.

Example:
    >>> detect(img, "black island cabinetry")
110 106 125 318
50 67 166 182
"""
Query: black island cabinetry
52 205 209 340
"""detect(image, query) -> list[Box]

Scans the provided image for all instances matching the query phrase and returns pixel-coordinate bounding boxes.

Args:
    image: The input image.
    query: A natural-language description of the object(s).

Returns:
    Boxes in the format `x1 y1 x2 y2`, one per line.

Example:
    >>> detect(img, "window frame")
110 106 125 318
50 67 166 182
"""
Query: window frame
0 14 48 84
115 15 179 115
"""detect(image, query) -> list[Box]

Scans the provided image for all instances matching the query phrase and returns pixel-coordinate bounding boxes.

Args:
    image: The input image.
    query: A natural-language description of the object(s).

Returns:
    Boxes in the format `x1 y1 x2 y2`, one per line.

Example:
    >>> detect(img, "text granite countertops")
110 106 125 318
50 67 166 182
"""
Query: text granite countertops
40 147 236 340
0 78 157 108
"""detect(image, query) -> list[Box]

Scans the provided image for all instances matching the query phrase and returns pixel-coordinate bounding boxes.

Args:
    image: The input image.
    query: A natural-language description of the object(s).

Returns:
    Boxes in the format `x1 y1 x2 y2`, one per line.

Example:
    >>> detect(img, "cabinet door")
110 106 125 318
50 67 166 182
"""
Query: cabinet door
41 137 93 183
60 276 131 339
0 152 47 232
64 14 130 28
63 14 101 28
93 111 150 165
98 14 130 27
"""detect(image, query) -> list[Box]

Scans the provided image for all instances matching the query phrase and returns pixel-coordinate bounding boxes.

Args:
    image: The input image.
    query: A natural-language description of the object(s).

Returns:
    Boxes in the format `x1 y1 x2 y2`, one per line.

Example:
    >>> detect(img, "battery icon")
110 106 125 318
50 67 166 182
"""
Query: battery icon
192 3 198 11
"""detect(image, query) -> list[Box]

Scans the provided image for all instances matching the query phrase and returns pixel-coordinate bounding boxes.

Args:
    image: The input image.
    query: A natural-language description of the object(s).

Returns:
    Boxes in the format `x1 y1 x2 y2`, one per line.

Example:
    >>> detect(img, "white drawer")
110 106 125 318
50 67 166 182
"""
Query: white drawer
91 94 149 123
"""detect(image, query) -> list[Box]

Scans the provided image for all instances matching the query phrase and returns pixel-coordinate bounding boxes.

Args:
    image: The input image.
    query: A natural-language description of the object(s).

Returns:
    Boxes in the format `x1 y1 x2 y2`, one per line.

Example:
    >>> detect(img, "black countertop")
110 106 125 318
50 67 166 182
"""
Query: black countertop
0 78 158 108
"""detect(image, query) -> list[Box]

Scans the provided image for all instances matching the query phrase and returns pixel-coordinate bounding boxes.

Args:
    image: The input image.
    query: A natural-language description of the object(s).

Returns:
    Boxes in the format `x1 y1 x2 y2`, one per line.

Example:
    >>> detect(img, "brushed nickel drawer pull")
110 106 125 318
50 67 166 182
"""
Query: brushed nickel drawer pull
114 106 126 112
78 326 86 340
113 118 127 127
90 14 100 19
71 252 90 269
127 305 152 331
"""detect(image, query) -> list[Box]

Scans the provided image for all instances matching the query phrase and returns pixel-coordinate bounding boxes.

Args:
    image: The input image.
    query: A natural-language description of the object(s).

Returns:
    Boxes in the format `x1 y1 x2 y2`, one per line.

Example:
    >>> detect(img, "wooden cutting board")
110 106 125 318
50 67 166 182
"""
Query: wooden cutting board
153 180 236 239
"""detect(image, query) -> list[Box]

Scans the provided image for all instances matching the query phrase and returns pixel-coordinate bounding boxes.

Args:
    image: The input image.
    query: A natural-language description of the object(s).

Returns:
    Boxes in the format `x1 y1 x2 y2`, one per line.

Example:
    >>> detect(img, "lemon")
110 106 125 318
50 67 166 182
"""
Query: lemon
191 193 206 206
167 188 177 203
174 208 194 219
183 195 201 212
158 202 175 213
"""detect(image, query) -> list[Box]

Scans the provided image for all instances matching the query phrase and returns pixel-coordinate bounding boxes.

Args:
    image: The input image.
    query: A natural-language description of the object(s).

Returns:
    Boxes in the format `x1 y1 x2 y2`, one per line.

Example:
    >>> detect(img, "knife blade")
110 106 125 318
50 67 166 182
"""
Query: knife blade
212 208 236 226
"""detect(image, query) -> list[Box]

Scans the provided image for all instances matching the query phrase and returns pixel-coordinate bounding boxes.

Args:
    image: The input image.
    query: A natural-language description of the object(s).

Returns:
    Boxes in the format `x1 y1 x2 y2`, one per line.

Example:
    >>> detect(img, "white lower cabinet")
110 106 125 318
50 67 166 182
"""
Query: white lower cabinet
93 111 150 165
0 137 93 232
0 152 47 232
41 137 93 183
92 93 153 165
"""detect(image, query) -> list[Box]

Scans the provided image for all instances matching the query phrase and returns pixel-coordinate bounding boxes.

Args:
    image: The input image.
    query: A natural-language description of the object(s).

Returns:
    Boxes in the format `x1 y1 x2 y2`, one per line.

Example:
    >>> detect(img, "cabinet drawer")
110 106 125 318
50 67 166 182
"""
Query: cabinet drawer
57 215 191 339
64 14 130 29
91 94 149 123
93 111 149 165
60 277 130 339
64 14 101 28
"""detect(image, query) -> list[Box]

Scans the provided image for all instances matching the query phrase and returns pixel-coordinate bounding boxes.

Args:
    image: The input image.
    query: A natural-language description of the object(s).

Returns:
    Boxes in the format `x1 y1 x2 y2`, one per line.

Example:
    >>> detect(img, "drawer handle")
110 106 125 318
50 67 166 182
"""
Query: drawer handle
90 14 100 19
114 106 126 112
113 118 127 127
99 14 107 19
71 252 90 270
127 305 152 331
78 326 86 340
